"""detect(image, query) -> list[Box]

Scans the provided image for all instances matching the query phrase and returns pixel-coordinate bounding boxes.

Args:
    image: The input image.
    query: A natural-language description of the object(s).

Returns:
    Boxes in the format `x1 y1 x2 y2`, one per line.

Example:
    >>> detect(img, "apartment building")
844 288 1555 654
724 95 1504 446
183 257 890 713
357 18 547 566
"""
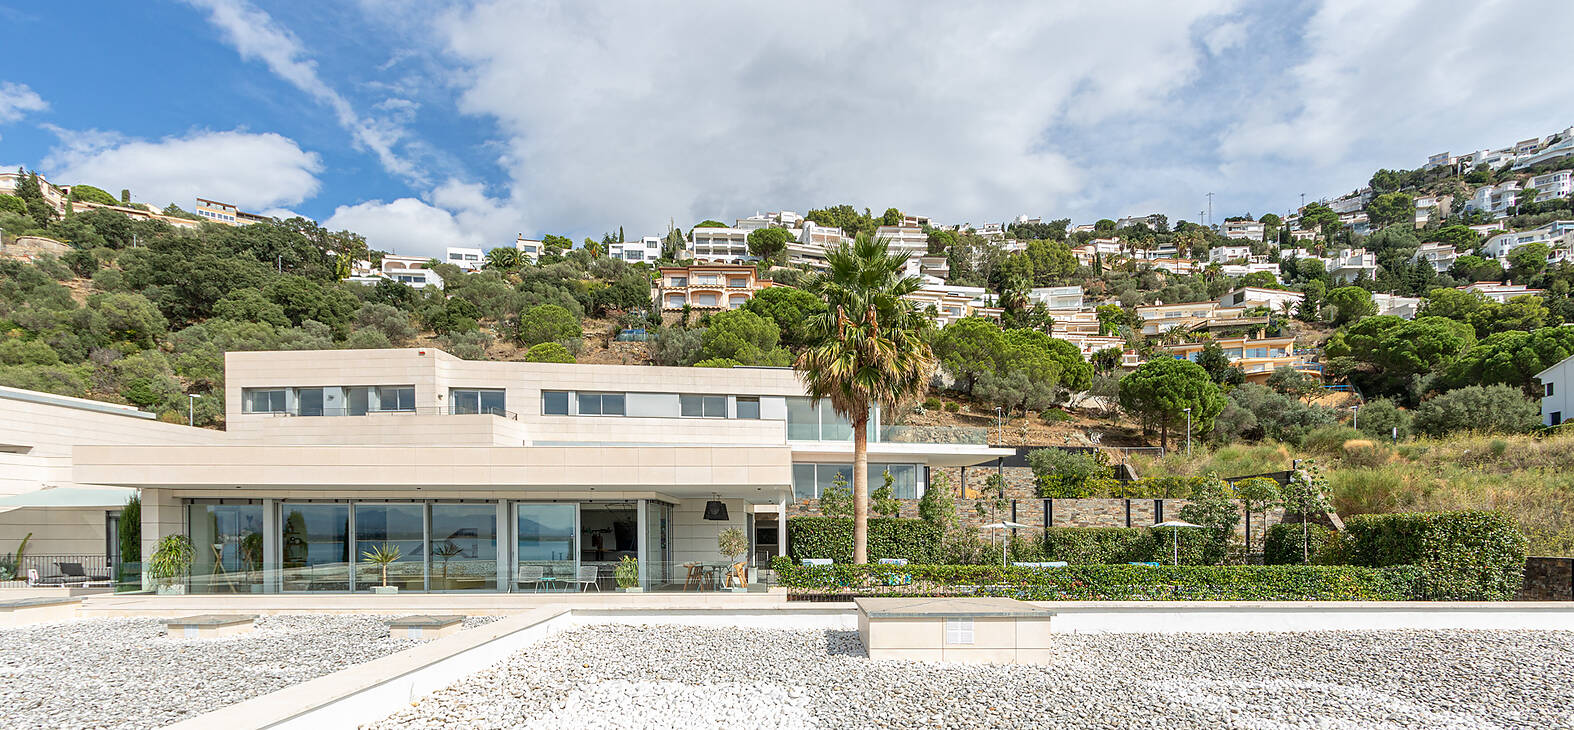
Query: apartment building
873 225 928 257
1461 281 1544 303
0 170 68 214
1413 194 1452 227
1069 238 1124 267
655 264 769 311
1027 285 1083 310
1218 286 1304 313
1526 171 1573 200
1115 213 1164 230
1219 261 1281 280
1371 293 1422 319
1163 335 1315 383
1465 182 1520 218
1133 301 1251 336
734 211 804 230
784 222 850 268
1411 242 1460 273
1338 211 1372 236
515 235 545 264
608 237 663 265
904 285 1002 328
195 198 271 226
1326 248 1379 284
351 254 444 289
65 348 1010 593
1221 220 1265 241
690 227 753 264
1144 258 1198 275
0 387 222 564
1209 244 1254 263
1483 220 1574 259
445 246 485 271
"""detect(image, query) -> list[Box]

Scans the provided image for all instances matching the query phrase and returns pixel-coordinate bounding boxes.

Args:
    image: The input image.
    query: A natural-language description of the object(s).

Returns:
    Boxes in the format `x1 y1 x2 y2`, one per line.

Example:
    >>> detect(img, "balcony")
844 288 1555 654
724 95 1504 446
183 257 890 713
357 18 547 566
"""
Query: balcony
240 406 519 420
876 425 989 445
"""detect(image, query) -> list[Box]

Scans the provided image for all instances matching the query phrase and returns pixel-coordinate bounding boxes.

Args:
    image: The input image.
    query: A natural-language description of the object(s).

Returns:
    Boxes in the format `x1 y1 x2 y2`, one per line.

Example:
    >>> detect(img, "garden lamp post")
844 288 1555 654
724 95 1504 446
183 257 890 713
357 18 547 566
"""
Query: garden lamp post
1351 405 1359 430
1183 407 1192 456
994 407 1003 445
187 393 201 427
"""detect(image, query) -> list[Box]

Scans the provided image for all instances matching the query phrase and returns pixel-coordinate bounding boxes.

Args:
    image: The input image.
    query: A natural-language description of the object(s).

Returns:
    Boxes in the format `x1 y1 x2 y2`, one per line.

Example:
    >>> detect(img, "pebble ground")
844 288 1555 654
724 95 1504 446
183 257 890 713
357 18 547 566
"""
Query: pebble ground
0 614 496 730
367 625 1574 730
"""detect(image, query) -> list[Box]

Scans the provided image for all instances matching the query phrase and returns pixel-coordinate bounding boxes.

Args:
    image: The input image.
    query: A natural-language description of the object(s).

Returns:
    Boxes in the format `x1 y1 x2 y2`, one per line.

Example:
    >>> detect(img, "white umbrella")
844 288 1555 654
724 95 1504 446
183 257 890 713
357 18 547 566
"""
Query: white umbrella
1152 520 1203 565
981 521 1032 567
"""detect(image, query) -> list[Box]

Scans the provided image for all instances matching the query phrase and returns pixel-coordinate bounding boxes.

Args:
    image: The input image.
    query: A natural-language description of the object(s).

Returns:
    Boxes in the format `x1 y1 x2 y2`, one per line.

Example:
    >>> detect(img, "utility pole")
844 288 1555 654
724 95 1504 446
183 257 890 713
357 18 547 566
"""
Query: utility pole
1206 192 1214 228
1300 193 1306 210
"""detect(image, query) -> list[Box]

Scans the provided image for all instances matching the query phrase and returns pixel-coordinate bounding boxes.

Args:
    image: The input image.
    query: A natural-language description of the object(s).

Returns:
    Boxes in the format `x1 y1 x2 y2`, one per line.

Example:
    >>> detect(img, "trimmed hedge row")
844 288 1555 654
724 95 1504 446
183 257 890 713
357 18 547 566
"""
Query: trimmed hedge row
786 517 942 565
1264 523 1343 566
769 559 1423 601
1037 527 1214 566
1344 510 1526 601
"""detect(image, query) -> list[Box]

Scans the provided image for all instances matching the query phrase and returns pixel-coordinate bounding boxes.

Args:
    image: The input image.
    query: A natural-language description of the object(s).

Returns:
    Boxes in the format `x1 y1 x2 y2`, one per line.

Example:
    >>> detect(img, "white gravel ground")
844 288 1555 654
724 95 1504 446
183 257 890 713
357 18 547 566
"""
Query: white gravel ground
367 625 1574 730
0 614 497 730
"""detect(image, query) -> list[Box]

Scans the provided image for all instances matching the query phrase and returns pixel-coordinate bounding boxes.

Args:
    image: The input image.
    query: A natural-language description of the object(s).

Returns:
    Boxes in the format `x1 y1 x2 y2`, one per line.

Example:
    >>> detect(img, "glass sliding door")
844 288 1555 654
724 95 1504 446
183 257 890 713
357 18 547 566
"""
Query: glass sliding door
579 503 636 591
188 503 263 594
353 503 425 592
515 503 576 591
430 504 498 591
280 503 350 591
643 501 672 590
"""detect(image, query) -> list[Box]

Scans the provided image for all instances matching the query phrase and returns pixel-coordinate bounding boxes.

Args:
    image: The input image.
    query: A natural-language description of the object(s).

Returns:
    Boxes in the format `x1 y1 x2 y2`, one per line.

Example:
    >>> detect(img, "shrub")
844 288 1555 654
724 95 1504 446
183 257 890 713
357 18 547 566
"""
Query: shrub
517 304 582 346
1028 448 1118 498
1300 425 1365 455
1039 526 1215 565
943 401 960 413
524 342 575 363
923 397 943 410
1412 385 1541 438
1355 398 1410 441
1264 523 1343 565
1343 510 1527 600
785 517 943 565
768 560 1422 601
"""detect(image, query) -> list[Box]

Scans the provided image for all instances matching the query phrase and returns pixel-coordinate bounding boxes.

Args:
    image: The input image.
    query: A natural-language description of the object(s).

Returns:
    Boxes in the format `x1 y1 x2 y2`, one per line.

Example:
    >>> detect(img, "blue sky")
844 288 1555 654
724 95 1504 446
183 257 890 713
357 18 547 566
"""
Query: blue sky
2 0 1570 257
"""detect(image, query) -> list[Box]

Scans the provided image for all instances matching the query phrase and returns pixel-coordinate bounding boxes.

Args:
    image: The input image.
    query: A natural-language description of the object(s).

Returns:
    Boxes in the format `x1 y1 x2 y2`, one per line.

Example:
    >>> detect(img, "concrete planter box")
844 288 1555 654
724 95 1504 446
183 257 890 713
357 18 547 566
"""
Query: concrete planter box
371 586 399 595
156 584 186 596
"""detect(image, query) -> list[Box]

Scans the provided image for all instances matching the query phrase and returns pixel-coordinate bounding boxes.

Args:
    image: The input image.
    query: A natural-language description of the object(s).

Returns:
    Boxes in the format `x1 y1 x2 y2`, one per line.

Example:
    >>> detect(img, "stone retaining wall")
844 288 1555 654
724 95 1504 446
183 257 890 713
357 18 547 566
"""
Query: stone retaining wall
1518 556 1574 601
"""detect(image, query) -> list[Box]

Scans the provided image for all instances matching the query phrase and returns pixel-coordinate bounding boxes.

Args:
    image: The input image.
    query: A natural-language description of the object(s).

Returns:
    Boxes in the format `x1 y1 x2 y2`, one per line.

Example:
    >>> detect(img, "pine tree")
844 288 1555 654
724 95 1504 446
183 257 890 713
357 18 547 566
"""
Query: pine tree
15 169 54 227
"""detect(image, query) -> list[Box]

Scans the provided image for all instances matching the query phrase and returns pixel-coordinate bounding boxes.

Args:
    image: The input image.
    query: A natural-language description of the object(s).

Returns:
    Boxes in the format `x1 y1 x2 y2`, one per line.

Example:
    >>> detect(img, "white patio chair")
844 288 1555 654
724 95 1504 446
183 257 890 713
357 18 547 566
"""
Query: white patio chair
568 565 601 592
516 565 546 592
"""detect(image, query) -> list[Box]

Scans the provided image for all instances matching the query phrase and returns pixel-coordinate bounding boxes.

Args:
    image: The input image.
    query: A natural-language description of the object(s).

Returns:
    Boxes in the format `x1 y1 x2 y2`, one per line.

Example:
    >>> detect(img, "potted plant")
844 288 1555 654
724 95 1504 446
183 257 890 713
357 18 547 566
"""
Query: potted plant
240 532 265 593
360 543 402 594
149 534 194 595
716 527 749 592
432 540 463 590
614 555 641 592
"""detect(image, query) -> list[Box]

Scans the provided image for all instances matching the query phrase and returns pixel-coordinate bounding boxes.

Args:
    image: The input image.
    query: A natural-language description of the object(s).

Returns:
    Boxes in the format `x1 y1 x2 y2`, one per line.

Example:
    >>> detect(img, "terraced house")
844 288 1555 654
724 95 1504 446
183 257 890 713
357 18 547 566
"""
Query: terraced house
68 349 1009 594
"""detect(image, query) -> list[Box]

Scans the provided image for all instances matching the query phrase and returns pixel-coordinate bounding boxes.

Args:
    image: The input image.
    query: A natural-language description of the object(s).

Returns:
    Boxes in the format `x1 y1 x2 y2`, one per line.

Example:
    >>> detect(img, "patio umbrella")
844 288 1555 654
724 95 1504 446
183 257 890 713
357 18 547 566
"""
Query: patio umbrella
1152 520 1203 565
981 521 1032 567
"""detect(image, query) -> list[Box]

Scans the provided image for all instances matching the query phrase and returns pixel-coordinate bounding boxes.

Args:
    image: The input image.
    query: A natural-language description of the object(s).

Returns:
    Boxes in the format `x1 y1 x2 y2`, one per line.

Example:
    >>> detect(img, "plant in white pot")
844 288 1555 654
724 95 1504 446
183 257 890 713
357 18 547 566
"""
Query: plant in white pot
717 527 749 591
149 535 194 595
360 543 402 594
615 555 641 592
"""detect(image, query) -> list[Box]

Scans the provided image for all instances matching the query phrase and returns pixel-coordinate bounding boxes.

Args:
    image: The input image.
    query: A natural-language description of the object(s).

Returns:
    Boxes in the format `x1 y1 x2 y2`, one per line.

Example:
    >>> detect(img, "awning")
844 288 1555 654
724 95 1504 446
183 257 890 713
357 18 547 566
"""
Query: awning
0 486 137 509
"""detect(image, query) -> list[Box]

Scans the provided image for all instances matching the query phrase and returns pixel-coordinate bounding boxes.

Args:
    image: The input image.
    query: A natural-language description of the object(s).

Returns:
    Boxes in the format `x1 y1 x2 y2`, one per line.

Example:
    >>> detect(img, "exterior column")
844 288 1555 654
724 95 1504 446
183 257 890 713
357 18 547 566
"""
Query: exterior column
636 500 648 589
262 499 279 593
777 495 787 562
496 501 510 593
138 488 182 590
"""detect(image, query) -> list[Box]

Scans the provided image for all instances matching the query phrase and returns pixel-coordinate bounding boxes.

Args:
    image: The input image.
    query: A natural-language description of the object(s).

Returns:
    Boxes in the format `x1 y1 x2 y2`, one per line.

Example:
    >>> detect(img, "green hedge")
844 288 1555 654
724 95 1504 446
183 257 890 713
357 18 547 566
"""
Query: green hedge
1343 511 1526 600
769 559 1422 601
1264 523 1343 565
786 517 942 564
1040 527 1214 565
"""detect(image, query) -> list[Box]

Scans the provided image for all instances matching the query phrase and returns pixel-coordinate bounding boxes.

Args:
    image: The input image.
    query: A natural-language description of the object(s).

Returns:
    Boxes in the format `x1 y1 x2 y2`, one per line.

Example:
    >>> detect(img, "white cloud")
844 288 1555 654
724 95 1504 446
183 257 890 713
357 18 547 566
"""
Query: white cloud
43 129 323 210
180 0 420 181
432 1 1239 237
324 196 479 256
1203 21 1247 55
0 81 47 133
1218 0 1574 204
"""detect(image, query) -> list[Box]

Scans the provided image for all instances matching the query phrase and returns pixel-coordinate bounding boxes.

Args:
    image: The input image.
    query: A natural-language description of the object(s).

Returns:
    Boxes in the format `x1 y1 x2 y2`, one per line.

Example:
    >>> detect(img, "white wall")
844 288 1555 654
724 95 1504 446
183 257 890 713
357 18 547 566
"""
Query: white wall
671 498 749 567
1540 357 1573 426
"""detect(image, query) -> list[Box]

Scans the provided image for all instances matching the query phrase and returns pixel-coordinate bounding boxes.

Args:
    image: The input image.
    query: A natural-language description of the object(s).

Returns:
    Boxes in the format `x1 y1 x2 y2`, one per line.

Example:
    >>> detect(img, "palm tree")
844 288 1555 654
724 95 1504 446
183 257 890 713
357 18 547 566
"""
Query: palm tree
797 234 936 564
485 247 522 270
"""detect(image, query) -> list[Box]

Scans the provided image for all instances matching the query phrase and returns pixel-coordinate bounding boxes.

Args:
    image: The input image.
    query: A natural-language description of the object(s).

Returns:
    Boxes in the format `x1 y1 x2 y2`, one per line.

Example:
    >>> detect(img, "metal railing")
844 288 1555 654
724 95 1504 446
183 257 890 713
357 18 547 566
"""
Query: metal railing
877 425 990 445
242 406 519 420
16 554 113 585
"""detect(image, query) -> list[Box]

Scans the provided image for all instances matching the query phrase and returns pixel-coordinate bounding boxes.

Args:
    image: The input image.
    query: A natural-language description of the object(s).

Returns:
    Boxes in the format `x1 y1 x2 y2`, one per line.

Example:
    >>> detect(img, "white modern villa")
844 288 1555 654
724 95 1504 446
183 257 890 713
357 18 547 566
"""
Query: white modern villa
47 348 1008 595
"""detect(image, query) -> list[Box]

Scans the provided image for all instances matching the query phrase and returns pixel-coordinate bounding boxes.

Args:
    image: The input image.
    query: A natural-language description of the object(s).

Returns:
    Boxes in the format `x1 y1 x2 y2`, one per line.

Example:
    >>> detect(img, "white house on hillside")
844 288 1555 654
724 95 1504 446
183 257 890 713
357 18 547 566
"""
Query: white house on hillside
445 246 484 271
1537 352 1574 426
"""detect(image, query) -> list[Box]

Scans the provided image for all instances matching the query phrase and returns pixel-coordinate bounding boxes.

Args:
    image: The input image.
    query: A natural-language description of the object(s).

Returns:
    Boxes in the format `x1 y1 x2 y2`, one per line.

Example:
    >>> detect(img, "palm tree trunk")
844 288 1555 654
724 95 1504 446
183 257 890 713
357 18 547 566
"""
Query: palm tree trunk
853 412 870 564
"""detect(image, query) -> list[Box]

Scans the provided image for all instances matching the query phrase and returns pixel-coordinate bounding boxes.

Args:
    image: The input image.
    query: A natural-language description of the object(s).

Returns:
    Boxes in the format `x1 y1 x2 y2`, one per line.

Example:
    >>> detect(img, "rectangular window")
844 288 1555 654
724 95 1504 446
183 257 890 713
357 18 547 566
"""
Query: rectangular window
680 394 726 418
578 392 626 416
786 397 819 440
1547 382 1555 396
736 397 760 419
1552 411 1563 425
945 618 975 645
792 464 817 500
670 276 688 287
451 388 506 416
727 277 748 288
297 388 324 417
541 390 570 415
820 402 852 441
243 388 287 414
347 386 372 416
1245 347 1268 358
816 464 854 498
376 386 415 412
695 293 719 306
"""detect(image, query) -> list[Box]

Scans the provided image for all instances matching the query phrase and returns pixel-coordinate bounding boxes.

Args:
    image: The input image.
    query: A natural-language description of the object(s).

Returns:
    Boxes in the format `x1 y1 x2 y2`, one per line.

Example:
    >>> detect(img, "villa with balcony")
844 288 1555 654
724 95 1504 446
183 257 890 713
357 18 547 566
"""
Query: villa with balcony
689 227 753 264
655 264 771 311
1164 335 1316 383
64 348 1008 594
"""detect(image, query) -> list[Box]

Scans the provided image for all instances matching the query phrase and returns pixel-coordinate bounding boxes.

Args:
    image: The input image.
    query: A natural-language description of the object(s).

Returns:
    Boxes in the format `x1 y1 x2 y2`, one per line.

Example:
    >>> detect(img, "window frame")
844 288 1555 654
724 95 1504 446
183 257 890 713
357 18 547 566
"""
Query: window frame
577 392 626 417
735 397 760 420
243 388 288 414
541 390 571 416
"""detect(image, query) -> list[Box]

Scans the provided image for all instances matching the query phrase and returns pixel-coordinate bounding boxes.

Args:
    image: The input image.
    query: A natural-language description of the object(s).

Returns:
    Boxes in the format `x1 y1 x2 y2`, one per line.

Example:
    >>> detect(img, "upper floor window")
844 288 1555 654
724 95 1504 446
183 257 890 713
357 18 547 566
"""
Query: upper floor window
669 276 688 287
243 388 287 414
578 392 626 416
541 390 570 416
736 397 760 419
727 277 749 288
376 386 415 412
680 394 726 418
451 388 506 416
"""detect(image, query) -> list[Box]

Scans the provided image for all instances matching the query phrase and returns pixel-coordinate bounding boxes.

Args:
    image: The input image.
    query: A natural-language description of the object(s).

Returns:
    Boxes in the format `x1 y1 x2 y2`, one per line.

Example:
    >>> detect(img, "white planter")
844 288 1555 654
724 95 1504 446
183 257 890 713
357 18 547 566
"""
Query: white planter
156 584 186 596
371 586 399 595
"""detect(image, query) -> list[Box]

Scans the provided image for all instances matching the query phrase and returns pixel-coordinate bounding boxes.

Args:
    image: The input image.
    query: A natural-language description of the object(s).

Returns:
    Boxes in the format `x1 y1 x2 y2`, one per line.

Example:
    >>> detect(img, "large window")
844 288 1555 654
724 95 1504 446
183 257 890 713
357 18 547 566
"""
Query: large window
243 389 287 414
578 392 626 416
736 397 760 419
187 502 263 594
680 394 726 418
376 386 415 412
353 504 425 592
451 388 506 416
786 397 820 440
430 504 498 591
792 463 922 500
541 390 570 415
516 503 576 583
280 504 350 591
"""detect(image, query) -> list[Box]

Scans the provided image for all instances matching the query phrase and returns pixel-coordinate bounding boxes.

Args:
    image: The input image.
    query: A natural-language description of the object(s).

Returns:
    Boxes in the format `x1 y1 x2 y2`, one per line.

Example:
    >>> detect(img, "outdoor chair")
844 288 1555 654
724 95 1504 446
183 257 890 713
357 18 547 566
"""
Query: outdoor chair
728 561 748 589
682 562 706 591
57 562 111 586
568 565 601 592
25 568 76 587
516 565 546 592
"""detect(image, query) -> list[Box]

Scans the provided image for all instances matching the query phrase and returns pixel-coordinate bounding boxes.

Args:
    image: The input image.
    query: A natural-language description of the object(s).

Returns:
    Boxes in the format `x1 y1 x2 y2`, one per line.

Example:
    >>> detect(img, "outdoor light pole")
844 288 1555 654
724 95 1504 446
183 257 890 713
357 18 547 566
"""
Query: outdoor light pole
1183 407 1192 457
188 393 201 427
995 407 1003 445
1351 405 1359 430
